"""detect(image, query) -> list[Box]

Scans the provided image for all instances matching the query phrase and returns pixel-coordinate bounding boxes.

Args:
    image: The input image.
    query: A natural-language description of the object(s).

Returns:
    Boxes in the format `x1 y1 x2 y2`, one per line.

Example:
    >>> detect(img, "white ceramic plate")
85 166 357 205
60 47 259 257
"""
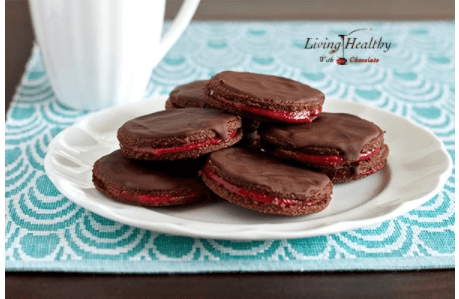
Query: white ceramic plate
44 96 452 240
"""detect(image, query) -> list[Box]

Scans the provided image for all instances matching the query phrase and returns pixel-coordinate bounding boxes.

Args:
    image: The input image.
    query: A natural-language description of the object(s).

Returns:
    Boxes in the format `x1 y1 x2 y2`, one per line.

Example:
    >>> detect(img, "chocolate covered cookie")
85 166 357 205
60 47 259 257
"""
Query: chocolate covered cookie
118 108 243 160
204 71 324 123
92 150 209 206
165 80 209 109
260 112 389 183
200 148 333 216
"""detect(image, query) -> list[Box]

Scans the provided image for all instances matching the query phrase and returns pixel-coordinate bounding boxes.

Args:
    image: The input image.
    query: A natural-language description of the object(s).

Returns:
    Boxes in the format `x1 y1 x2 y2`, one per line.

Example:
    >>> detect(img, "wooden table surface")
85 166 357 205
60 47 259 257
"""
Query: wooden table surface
5 1 455 298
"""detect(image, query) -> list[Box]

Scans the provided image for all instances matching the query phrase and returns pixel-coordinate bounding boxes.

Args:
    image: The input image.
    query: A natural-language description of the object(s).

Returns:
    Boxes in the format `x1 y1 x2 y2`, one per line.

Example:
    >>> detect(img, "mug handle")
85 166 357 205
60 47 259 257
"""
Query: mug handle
156 0 200 61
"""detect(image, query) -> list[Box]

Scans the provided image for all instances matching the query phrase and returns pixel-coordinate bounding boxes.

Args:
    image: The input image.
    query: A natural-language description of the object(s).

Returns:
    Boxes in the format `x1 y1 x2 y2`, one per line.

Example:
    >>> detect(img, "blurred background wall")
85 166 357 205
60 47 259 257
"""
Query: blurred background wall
165 0 454 20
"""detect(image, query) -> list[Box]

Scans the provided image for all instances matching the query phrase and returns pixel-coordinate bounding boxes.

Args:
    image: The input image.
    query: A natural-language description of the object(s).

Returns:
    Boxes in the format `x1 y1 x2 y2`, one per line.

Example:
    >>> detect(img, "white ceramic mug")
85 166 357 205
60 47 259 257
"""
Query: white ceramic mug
29 0 200 110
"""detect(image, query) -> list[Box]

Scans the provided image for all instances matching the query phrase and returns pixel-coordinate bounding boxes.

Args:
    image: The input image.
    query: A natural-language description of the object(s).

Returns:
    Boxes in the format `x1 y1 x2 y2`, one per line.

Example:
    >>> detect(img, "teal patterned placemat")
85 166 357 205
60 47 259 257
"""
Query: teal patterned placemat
6 22 454 273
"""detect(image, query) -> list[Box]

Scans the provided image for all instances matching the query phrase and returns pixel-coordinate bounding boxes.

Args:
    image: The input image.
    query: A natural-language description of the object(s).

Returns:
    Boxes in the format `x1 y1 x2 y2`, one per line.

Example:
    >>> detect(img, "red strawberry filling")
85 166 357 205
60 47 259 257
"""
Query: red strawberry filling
212 95 322 123
275 146 381 166
130 130 238 156
202 166 317 207
106 185 200 205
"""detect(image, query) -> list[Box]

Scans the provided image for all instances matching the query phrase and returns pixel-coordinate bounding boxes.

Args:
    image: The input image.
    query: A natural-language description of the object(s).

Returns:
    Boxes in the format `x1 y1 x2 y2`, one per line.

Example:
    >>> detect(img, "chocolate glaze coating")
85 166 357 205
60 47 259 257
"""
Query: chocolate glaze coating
93 150 204 192
297 144 389 183
206 147 331 198
118 108 239 140
201 171 333 216
260 112 382 161
210 71 324 104
331 144 389 182
168 80 209 108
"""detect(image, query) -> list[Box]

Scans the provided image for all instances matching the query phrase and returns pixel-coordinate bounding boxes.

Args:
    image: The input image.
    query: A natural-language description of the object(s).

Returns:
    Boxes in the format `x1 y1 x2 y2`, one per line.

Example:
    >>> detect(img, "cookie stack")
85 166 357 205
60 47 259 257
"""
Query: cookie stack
93 71 388 216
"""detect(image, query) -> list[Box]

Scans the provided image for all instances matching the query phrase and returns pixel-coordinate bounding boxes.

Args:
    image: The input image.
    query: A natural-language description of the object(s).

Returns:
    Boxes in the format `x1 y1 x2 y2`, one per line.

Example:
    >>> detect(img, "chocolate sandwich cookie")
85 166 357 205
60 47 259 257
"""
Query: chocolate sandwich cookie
118 108 243 160
204 71 324 123
200 147 333 216
165 80 209 110
260 112 389 183
92 150 209 206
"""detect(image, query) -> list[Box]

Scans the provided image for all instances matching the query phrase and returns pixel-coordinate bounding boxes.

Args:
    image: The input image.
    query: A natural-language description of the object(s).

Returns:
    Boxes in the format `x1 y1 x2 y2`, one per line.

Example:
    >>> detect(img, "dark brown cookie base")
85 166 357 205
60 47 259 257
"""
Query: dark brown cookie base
93 174 208 207
259 113 384 160
117 109 243 161
92 150 210 207
204 84 322 123
167 80 209 109
272 144 389 183
119 128 243 161
323 144 389 183
199 148 333 216
261 127 384 158
201 169 333 216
